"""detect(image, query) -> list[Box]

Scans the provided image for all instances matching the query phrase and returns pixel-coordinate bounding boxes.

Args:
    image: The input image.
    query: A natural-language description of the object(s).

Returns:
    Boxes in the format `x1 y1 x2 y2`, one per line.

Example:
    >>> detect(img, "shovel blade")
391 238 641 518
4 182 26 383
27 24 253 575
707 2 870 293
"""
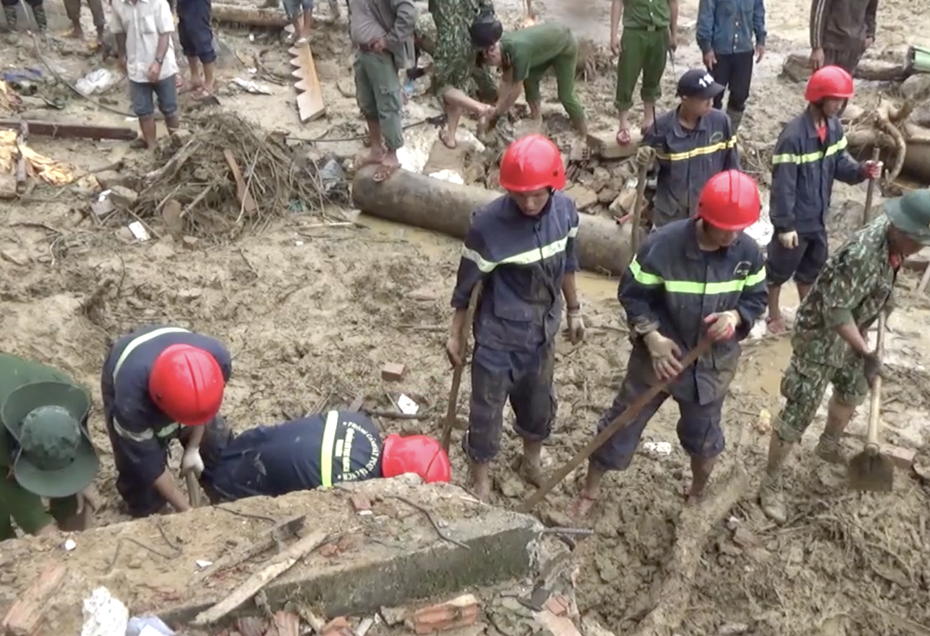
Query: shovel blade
848 451 894 492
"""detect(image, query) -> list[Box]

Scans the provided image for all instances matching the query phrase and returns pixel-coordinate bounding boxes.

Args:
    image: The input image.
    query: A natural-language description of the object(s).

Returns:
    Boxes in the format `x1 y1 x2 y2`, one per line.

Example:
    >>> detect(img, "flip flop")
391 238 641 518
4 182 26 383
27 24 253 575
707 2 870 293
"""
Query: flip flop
129 137 149 150
616 128 632 146
438 129 457 150
353 154 382 170
568 494 598 520
372 162 400 183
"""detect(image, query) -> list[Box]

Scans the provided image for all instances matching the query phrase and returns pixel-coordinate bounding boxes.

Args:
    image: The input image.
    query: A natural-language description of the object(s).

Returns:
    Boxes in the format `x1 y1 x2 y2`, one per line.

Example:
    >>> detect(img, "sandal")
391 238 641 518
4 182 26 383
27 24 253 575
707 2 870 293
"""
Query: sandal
568 494 598 520
353 153 383 171
616 128 632 146
438 129 457 150
372 161 400 183
128 137 149 150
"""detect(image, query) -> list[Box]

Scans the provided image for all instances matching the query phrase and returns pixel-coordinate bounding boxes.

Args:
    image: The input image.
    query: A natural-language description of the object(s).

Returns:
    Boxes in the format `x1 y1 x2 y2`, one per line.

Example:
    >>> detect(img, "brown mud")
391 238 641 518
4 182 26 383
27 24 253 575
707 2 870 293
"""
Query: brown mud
3 0 930 633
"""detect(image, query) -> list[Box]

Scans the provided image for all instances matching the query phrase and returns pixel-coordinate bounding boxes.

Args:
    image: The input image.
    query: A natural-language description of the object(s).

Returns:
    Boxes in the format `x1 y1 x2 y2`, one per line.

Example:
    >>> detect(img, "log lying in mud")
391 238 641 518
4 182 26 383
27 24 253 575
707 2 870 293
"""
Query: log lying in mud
211 3 290 28
352 167 634 276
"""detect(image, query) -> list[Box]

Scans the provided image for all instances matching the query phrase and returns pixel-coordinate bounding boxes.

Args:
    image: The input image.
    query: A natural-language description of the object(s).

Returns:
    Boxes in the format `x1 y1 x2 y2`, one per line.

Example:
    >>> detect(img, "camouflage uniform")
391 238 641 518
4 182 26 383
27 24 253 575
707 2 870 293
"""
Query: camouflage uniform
773 216 896 444
416 0 497 102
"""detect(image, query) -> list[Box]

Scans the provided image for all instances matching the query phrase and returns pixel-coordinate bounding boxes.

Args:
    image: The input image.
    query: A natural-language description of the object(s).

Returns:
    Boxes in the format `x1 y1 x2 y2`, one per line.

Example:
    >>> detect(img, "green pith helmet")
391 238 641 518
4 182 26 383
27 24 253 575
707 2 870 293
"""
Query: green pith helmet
885 189 930 246
1 381 99 498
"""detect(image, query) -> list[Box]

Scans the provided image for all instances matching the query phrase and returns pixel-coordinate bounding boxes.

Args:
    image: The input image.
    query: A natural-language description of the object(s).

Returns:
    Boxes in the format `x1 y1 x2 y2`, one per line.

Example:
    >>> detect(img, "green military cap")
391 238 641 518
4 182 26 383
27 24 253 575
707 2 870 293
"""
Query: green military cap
885 189 930 245
1 381 99 499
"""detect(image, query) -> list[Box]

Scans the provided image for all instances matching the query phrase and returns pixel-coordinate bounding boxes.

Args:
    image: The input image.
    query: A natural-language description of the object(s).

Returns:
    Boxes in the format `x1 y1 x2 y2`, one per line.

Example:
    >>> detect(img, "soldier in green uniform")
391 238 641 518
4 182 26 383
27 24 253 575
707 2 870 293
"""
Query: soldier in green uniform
416 1 499 149
610 0 680 145
472 21 587 138
0 354 100 540
758 189 930 524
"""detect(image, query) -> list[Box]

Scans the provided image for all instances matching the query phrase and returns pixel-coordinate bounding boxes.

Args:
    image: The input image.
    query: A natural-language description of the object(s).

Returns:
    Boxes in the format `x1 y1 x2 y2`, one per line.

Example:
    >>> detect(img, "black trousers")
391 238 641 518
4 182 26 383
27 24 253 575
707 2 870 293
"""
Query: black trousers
710 50 754 113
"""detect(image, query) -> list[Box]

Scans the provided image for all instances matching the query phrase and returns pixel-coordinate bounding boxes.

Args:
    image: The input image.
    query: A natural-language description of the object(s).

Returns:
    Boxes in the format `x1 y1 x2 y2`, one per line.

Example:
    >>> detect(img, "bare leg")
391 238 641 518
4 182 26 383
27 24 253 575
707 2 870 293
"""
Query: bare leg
186 57 203 92
759 431 794 524
440 88 488 148
166 113 180 135
686 456 717 504
356 119 386 166
796 282 812 302
569 464 605 519
616 109 631 144
470 461 492 501
300 8 312 40
517 440 544 486
815 396 856 464
138 116 158 148
766 284 788 334
201 61 215 94
642 100 657 131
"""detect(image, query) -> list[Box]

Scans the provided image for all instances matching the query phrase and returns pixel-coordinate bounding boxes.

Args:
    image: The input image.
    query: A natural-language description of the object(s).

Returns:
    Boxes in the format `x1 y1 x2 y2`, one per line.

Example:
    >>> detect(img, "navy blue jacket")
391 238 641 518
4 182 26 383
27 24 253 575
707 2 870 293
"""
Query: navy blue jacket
620 219 767 404
696 0 766 55
451 191 580 353
769 110 865 235
644 108 740 228
101 325 232 487
202 412 383 501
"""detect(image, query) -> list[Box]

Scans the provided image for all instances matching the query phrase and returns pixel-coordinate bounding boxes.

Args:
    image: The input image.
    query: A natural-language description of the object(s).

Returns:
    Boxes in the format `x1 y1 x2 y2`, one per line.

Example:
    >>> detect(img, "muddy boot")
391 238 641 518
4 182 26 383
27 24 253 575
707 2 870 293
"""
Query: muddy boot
815 433 848 465
759 474 787 524
726 108 743 134
3 5 17 31
31 4 47 31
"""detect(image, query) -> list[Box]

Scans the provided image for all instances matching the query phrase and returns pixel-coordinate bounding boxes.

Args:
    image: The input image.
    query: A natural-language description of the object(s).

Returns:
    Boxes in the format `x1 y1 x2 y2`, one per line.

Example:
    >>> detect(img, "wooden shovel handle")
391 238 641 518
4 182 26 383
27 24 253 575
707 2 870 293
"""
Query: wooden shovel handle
440 281 483 452
865 312 886 453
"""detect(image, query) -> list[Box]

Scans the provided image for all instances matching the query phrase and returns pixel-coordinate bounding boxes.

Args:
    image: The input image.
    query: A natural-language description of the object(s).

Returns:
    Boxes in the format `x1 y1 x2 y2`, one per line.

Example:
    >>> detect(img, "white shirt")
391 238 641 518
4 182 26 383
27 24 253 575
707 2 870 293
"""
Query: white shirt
110 0 179 84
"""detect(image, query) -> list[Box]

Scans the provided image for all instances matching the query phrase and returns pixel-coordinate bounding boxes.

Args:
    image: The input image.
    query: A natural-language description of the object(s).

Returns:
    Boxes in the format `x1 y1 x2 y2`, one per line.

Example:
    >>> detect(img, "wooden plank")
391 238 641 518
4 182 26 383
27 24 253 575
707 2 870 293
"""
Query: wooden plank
0 119 137 141
222 149 258 214
1 563 68 636
289 44 326 123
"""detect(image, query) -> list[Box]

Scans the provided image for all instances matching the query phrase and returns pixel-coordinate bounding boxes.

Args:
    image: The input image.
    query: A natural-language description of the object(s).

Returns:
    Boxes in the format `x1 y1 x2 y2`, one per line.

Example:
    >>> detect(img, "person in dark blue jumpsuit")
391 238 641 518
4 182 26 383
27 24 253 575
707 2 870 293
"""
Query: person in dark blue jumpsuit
187 412 451 501
446 134 586 502
571 170 768 518
101 324 232 517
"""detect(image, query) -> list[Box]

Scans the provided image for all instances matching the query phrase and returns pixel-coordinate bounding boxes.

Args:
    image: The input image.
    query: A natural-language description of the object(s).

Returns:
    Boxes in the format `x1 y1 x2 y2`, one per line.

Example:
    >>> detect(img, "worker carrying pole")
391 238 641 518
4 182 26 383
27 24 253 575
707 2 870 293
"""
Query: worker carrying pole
642 69 740 229
446 134 585 502
101 324 232 518
569 170 768 518
187 412 451 502
758 189 930 524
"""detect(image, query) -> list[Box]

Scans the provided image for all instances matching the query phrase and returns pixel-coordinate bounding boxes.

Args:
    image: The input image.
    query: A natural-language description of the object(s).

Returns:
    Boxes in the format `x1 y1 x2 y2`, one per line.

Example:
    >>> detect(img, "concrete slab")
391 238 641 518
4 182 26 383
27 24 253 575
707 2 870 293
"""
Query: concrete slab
0 477 542 634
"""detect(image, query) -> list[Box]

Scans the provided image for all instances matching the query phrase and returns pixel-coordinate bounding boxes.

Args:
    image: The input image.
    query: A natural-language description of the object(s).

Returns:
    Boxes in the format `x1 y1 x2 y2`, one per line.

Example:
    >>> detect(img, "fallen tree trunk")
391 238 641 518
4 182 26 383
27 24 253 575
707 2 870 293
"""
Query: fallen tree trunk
352 167 634 276
211 3 290 28
781 52 911 83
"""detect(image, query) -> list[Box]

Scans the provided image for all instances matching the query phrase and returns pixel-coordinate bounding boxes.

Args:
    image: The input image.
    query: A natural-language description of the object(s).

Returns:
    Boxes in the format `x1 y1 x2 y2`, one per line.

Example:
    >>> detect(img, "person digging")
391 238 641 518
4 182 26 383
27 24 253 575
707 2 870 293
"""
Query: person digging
447 134 585 502
349 0 417 182
569 170 767 518
0 354 100 541
765 66 882 335
758 189 930 524
188 411 450 502
472 21 588 142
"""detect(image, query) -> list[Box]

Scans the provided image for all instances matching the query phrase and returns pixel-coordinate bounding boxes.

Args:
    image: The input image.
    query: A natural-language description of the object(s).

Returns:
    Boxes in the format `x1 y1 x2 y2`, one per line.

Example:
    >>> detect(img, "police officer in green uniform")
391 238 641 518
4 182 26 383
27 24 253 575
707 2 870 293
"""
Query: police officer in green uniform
0 354 100 540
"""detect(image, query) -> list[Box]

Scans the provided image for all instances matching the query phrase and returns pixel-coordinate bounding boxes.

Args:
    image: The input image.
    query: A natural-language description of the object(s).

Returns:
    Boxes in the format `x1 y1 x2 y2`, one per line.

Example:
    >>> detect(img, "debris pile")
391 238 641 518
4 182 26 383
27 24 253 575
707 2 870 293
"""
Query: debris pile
0 128 74 191
126 111 340 239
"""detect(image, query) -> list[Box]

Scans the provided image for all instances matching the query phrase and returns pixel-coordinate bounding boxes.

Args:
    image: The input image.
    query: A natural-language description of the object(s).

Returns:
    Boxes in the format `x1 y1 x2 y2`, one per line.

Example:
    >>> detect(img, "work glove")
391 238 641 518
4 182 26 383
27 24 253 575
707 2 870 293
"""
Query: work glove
703 310 740 342
566 307 586 344
861 160 883 180
643 331 683 381
777 231 799 249
181 446 205 478
862 352 883 388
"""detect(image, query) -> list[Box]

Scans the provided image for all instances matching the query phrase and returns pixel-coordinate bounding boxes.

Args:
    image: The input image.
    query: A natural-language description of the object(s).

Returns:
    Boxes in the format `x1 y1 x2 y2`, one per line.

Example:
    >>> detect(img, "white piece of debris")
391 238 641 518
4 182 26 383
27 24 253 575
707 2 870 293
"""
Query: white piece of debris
397 394 419 415
428 169 464 185
641 441 672 458
196 560 213 569
64 538 77 551
80 587 129 636
128 221 150 242
232 78 272 95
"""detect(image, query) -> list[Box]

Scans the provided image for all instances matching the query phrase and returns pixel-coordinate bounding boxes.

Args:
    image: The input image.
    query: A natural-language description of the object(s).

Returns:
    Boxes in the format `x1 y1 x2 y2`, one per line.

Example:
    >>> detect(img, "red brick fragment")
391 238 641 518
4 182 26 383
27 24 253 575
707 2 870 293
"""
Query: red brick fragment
881 444 917 471
381 362 406 381
543 594 570 617
318 543 340 558
412 594 480 634
321 616 354 636
350 494 372 513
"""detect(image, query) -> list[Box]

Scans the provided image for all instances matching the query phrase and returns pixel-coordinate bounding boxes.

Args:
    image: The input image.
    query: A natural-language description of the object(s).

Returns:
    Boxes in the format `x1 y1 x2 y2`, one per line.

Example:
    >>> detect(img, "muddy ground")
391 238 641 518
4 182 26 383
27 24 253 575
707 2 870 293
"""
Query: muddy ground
3 0 930 633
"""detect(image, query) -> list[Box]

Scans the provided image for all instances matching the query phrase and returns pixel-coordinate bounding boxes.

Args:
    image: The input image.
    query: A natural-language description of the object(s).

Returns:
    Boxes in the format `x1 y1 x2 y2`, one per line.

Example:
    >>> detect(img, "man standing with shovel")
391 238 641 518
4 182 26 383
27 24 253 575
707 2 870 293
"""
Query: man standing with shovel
759 189 930 524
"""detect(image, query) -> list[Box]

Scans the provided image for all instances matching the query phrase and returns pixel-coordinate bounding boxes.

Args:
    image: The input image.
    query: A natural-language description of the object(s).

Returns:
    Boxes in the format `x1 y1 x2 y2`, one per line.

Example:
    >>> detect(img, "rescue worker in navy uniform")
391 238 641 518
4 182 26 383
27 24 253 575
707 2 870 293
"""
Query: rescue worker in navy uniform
643 69 740 229
101 325 232 517
447 134 586 502
187 412 451 502
570 170 768 518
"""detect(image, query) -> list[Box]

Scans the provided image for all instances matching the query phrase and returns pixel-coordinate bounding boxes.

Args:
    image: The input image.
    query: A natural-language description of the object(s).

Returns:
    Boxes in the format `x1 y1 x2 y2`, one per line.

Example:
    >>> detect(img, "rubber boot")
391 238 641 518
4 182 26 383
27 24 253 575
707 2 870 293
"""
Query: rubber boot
759 473 787 524
727 108 744 134
31 3 47 30
815 433 847 465
3 5 17 30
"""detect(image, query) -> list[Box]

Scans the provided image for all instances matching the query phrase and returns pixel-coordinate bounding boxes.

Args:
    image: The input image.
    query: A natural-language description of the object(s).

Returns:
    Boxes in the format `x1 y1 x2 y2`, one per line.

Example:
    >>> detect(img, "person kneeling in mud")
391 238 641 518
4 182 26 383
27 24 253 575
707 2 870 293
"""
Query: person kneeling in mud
187 412 451 501
471 19 587 139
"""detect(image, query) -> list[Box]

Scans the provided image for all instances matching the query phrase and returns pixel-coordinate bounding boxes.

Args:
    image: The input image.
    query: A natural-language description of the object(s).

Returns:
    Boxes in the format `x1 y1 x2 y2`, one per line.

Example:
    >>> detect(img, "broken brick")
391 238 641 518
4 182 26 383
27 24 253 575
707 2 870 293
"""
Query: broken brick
321 617 355 636
1 563 68 636
412 594 480 634
350 494 372 513
881 444 917 471
381 362 406 381
543 594 570 617
318 543 340 558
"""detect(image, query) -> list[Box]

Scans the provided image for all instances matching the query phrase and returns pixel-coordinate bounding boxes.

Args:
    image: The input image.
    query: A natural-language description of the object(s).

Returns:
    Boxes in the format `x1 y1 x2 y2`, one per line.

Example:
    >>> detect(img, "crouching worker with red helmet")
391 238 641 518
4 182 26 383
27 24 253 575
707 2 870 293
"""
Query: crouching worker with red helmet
447 134 584 502
570 170 767 518
101 325 232 517
184 412 450 502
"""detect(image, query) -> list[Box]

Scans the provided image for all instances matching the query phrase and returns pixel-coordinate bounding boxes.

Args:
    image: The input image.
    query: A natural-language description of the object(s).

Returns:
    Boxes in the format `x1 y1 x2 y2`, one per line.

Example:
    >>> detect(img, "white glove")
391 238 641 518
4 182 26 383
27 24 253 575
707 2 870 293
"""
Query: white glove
566 308 586 344
703 310 740 341
777 231 799 249
181 447 205 477
643 331 683 380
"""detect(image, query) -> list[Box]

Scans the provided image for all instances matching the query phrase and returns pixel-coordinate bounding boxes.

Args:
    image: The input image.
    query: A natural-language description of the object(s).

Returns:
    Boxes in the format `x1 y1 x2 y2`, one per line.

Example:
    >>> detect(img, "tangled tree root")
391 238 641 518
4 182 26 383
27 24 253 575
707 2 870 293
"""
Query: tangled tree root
845 99 914 183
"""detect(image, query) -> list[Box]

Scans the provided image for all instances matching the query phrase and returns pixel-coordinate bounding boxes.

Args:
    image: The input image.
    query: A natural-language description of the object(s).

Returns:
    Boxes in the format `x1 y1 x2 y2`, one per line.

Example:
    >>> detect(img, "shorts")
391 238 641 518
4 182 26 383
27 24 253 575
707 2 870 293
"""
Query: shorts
129 77 179 119
283 0 313 19
766 230 828 286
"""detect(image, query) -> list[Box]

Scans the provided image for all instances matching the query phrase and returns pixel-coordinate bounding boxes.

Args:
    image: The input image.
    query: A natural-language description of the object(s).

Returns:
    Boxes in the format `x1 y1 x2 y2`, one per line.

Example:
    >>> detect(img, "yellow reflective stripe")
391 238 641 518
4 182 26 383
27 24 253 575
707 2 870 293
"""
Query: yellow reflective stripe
463 233 573 274
655 136 737 162
319 410 339 488
112 327 191 380
630 258 767 295
772 136 848 165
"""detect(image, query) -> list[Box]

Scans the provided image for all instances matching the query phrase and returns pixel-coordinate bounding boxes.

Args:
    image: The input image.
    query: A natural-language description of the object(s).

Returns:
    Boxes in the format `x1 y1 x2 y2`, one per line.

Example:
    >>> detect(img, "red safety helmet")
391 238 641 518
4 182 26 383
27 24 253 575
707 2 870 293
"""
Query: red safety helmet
498 134 566 192
697 170 761 231
381 434 451 483
805 66 854 103
148 344 225 426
